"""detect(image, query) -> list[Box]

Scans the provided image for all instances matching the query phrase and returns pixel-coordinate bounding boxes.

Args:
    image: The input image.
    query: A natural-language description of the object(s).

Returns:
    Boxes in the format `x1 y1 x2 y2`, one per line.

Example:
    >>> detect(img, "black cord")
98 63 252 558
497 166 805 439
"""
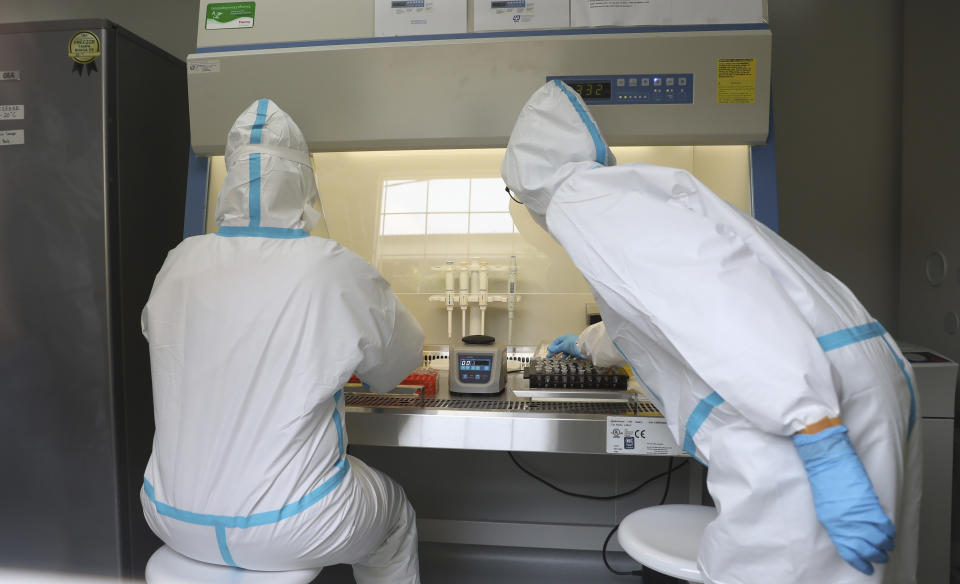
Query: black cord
602 525 635 576
506 452 687 577
507 452 687 500
601 457 679 577
658 457 676 506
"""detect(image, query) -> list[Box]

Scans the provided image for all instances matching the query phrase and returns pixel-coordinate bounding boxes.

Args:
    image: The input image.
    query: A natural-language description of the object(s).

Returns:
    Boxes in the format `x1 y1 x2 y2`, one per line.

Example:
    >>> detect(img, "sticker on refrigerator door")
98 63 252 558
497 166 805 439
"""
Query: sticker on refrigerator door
0 105 24 121
717 58 756 104
0 130 24 146
188 60 221 75
606 416 682 455
68 31 101 76
68 31 101 64
0 71 20 81
205 2 256 29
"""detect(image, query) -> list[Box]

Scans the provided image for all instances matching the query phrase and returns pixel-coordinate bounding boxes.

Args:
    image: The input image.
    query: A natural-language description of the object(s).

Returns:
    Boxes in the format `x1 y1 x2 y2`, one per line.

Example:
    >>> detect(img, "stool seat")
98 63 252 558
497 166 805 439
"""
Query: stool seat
146 545 321 584
617 504 718 583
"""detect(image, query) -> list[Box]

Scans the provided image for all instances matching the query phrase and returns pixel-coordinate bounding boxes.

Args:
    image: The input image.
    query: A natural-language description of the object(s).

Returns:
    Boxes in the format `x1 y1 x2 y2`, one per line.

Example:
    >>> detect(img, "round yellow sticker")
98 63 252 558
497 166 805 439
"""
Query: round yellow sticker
68 31 101 65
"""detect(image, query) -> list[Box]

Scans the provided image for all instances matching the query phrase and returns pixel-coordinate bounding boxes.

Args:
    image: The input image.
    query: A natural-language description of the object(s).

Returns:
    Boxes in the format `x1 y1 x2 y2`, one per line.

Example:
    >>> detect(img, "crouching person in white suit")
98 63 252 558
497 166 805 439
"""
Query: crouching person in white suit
140 98 425 584
504 81 920 584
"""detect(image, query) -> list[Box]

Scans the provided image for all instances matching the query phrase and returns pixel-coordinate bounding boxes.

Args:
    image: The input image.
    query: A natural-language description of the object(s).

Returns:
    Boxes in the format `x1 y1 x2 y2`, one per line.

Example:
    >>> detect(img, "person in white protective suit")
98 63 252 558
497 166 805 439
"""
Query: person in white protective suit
502 81 921 584
140 98 425 583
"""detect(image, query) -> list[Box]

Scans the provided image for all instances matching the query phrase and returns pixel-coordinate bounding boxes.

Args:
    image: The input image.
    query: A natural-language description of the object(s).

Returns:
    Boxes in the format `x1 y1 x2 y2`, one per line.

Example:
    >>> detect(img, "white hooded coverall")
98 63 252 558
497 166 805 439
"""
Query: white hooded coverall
502 81 920 584
140 99 424 583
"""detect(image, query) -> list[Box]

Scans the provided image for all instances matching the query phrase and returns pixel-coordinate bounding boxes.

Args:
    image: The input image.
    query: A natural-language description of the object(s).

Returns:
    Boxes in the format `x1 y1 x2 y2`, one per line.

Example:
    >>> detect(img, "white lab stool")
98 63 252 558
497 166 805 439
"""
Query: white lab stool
146 545 321 584
617 504 718 584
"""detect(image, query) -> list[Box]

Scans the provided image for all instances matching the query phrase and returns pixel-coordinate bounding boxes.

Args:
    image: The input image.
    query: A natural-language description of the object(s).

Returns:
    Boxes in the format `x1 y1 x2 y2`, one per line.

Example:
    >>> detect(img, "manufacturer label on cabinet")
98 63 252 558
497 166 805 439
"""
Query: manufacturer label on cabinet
205 2 256 29
188 61 221 75
606 416 683 455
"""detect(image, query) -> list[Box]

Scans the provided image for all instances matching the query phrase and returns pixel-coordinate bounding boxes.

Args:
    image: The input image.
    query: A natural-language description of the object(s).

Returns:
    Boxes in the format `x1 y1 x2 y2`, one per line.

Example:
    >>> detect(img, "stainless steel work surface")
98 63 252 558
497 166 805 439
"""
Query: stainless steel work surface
344 363 669 455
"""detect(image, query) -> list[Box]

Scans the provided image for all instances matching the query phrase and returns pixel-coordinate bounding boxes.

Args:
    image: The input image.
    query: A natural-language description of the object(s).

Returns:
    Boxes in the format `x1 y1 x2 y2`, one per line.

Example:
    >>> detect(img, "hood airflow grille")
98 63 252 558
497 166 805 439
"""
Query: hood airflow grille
345 393 661 416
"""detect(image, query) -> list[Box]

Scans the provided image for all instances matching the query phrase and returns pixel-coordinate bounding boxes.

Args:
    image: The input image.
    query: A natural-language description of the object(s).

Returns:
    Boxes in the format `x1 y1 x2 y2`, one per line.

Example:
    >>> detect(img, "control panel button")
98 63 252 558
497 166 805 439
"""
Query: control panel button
616 78 626 87
678 77 687 86
666 77 674 86
628 78 637 87
641 78 650 87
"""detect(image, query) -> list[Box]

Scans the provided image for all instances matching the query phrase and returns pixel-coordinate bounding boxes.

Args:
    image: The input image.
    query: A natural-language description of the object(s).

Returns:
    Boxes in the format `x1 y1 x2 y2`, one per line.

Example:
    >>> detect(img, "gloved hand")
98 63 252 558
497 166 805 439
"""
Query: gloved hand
792 425 896 575
548 334 583 358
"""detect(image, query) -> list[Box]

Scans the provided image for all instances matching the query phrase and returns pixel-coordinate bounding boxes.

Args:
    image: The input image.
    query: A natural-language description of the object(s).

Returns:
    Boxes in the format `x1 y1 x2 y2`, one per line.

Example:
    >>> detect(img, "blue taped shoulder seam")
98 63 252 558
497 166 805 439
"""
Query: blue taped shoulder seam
217 226 310 239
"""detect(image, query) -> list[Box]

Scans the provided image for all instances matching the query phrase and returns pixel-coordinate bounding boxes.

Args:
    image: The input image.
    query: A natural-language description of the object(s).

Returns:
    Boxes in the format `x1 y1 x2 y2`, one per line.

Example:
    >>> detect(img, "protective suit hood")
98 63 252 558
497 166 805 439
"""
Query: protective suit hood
501 81 616 227
216 98 326 235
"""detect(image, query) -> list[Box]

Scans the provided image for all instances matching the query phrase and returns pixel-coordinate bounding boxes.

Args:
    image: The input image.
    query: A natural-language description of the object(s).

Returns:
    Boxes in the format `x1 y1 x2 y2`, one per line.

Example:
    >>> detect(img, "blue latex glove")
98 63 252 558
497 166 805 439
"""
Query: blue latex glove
547 334 582 358
793 425 896 575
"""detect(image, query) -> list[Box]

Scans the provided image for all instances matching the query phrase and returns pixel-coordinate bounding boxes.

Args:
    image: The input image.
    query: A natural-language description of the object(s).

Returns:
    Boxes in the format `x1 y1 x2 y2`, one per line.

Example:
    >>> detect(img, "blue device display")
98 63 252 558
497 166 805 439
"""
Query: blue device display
459 355 493 384
547 74 694 105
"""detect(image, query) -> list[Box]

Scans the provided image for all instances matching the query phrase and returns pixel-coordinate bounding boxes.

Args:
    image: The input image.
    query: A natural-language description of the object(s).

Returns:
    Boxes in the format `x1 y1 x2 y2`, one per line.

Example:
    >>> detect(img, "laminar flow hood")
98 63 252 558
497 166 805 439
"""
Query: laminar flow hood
186 25 771 155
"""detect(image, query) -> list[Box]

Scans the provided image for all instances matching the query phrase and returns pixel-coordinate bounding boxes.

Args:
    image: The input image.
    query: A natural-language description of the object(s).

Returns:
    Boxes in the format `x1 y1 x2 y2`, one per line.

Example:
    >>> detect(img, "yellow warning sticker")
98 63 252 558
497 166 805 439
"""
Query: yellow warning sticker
717 58 756 104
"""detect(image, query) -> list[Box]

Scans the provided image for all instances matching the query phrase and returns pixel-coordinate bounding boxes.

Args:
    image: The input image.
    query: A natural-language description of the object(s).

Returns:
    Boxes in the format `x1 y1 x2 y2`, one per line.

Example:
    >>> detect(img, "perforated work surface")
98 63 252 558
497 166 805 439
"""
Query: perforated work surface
344 393 662 416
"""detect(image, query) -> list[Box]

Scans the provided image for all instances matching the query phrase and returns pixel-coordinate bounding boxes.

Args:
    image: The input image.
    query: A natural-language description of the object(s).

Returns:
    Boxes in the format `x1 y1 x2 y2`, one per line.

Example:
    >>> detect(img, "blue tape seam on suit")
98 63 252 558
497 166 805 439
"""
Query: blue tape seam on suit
216 99 312 240
682 321 915 465
879 336 917 435
215 525 237 567
683 392 724 464
143 391 349 566
247 98 269 228
333 389 345 457
817 321 886 352
816 321 915 435
143 458 349 528
553 79 609 165
217 226 309 238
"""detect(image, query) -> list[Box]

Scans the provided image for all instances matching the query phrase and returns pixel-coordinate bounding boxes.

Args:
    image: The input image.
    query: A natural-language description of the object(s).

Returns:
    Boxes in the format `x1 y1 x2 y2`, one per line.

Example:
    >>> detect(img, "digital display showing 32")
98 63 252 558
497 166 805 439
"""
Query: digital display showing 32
569 81 611 101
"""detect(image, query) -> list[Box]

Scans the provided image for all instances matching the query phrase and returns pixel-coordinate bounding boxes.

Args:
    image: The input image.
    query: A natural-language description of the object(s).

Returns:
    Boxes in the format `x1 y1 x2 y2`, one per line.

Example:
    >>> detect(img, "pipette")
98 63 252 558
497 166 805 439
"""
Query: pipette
459 262 469 338
507 255 517 346
444 260 455 338
479 262 489 335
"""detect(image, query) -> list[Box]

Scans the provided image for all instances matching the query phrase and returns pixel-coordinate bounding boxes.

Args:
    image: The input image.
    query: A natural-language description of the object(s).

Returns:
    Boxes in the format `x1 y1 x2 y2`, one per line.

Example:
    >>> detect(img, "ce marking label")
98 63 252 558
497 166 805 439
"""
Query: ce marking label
606 416 683 455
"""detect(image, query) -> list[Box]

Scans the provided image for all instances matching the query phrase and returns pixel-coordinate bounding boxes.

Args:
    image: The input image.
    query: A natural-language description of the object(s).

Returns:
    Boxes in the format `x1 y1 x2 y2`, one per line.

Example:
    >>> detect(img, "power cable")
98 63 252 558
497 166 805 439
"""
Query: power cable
507 451 686 500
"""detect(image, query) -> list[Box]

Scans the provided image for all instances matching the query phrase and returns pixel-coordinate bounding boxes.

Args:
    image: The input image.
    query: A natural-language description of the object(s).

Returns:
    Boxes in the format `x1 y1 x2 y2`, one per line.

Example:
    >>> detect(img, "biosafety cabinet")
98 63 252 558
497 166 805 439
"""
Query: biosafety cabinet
184 6 777 580
189 1 957 581
186 2 778 348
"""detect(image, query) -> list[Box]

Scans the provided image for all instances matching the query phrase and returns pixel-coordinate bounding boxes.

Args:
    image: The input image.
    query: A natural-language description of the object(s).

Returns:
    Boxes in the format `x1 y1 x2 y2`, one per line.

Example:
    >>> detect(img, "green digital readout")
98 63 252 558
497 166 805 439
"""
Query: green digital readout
569 81 611 100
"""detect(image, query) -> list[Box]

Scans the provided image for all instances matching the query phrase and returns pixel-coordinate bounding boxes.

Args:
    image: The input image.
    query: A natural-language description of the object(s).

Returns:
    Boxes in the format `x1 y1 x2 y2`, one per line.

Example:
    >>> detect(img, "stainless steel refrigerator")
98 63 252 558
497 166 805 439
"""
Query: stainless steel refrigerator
0 20 189 578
